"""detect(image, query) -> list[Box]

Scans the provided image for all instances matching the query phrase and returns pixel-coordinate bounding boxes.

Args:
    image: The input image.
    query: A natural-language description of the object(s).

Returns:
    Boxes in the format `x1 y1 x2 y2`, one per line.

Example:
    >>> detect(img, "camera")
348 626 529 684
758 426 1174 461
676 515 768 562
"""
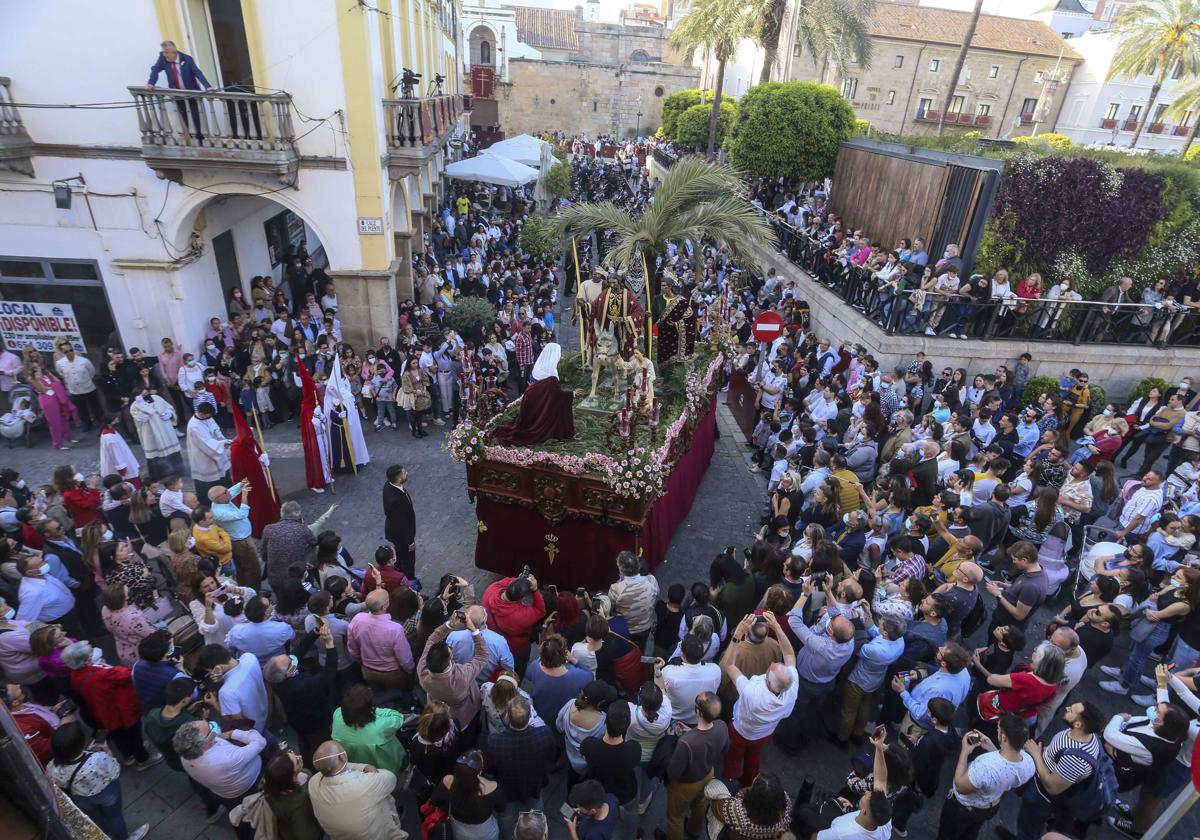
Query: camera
967 732 981 746
811 571 829 587
519 565 531 580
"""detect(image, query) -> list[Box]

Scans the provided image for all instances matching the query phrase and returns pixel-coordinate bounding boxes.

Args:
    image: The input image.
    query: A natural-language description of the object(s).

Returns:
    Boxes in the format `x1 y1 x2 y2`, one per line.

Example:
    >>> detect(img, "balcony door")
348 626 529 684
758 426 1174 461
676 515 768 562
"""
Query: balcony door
186 0 255 89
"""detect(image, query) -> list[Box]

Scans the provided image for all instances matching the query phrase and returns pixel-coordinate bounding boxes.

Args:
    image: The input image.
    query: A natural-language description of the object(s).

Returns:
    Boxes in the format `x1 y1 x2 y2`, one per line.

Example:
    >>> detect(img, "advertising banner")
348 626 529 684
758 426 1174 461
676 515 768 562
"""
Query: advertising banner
0 301 85 352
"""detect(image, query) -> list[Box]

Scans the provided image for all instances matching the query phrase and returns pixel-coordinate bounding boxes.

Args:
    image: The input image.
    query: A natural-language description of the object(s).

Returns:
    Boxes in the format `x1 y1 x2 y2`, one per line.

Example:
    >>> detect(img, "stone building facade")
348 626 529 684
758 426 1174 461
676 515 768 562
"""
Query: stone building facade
500 56 698 137
787 4 1080 139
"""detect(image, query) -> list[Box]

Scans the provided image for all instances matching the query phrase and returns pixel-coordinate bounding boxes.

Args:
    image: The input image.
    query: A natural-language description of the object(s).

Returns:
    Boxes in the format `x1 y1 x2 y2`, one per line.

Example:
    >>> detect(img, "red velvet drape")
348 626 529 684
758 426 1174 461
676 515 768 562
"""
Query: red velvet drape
473 398 717 588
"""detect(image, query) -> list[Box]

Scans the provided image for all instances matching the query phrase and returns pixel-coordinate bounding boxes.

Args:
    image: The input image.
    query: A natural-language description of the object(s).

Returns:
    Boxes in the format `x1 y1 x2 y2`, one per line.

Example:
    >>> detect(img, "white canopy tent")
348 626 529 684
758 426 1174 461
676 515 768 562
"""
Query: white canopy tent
484 133 552 167
444 152 539 188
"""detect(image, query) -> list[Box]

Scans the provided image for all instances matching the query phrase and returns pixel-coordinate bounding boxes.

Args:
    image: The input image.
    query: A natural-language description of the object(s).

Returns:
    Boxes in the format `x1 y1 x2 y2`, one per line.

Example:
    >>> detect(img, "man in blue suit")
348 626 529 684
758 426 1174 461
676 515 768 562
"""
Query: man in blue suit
147 40 211 139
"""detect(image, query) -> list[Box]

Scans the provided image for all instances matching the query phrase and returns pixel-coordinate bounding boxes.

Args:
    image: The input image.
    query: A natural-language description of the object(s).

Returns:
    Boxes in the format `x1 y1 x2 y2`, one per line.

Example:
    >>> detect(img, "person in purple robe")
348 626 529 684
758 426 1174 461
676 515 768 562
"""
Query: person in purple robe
492 343 576 445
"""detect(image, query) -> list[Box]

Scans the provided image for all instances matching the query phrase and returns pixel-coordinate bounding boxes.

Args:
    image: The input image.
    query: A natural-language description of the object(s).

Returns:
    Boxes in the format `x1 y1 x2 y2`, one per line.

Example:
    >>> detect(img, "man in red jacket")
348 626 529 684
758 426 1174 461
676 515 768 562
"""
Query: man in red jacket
481 572 546 677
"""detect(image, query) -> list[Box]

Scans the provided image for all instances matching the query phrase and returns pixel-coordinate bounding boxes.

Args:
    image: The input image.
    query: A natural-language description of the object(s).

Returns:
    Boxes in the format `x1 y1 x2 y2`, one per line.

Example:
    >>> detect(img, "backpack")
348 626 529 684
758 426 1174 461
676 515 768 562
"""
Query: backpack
960 592 987 639
1053 744 1118 823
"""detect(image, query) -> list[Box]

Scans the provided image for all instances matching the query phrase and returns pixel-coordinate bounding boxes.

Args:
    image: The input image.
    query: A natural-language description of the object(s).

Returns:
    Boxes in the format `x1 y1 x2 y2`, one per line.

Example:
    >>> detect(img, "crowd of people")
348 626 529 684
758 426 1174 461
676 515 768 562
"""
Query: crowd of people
750 178 1200 347
2 150 1200 840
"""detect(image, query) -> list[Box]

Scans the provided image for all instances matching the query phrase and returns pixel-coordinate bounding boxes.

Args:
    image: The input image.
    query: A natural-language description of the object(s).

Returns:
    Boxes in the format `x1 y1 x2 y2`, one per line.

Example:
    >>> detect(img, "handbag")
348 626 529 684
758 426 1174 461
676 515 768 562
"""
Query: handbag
1129 615 1158 643
167 611 202 653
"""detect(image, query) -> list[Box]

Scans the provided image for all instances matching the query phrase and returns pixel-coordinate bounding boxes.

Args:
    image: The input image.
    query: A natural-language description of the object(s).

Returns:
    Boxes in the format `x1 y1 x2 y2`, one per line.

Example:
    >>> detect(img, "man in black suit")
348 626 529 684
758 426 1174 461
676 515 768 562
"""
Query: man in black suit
383 464 417 579
910 439 941 507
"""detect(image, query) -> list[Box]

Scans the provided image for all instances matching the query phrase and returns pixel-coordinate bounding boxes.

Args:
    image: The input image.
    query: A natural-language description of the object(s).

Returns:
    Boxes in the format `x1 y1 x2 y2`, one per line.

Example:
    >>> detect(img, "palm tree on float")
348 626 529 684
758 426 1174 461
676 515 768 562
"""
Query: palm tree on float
1164 75 1200 155
759 0 876 85
669 0 759 158
557 157 777 303
937 0 984 137
1107 0 1200 148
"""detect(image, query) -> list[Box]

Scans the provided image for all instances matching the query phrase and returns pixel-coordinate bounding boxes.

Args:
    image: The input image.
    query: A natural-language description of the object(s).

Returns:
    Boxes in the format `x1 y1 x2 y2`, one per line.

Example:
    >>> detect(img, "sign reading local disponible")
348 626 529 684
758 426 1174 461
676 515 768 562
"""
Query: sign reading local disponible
0 301 85 353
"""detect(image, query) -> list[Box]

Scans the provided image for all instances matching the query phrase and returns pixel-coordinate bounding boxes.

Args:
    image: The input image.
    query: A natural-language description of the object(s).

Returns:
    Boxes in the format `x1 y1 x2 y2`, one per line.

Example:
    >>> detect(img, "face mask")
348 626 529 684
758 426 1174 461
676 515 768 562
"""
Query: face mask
905 517 914 530
288 654 299 675
1 608 13 620
205 344 216 352
209 720 221 734
14 480 24 489
1181 382 1190 390
185 359 196 366
103 529 113 541
1145 705 1158 723
167 642 176 658
855 433 864 443
72 472 85 483
90 647 103 664
842 513 851 525
186 536 196 549
37 563 51 577
205 376 216 383
1171 578 1185 589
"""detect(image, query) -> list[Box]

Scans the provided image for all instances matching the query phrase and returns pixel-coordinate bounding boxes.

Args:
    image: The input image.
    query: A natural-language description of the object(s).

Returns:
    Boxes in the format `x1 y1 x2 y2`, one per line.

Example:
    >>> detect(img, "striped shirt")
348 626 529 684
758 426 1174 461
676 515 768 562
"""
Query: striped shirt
1043 729 1101 785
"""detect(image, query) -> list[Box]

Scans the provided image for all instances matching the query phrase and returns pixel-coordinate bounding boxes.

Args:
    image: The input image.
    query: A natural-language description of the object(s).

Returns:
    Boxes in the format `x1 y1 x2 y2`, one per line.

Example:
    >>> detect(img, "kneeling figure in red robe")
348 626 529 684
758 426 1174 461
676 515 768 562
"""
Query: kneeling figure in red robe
492 343 576 445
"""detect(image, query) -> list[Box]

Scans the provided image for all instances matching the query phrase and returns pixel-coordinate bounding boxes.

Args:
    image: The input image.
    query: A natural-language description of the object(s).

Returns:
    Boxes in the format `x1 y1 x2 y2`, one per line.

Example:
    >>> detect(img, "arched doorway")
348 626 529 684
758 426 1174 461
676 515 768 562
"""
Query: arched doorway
470 25 497 68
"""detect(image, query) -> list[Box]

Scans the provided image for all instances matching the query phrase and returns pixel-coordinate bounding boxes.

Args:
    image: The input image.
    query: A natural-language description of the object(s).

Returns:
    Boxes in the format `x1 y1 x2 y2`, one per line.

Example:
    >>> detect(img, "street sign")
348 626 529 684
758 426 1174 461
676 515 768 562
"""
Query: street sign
357 217 384 235
752 310 785 343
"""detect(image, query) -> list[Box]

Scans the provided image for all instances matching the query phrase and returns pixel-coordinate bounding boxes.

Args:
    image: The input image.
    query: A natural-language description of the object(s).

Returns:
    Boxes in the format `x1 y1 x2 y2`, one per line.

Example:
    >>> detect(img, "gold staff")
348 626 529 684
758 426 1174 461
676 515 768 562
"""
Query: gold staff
249 406 278 503
642 253 654 361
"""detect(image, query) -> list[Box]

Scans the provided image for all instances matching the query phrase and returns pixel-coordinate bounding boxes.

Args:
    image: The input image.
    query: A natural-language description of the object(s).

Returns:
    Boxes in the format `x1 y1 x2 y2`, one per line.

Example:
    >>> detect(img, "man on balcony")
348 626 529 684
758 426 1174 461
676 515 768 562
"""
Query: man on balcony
147 40 211 140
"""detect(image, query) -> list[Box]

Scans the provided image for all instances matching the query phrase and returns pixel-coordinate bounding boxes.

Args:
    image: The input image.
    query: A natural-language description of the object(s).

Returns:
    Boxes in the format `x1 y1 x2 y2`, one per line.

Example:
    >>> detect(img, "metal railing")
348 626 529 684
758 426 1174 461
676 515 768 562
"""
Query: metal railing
651 145 678 169
0 77 27 137
768 216 1200 348
383 94 463 152
128 86 295 151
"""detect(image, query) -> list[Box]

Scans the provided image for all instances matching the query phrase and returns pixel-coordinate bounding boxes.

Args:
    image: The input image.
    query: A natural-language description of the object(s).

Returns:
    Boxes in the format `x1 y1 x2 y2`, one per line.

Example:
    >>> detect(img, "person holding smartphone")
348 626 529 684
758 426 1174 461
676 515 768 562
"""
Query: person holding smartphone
937 714 1034 840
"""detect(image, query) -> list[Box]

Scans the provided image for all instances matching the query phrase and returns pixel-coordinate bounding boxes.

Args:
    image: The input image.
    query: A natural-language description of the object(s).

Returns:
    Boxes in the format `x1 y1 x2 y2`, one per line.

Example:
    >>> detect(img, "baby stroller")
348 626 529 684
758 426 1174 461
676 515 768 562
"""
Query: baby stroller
0 385 39 447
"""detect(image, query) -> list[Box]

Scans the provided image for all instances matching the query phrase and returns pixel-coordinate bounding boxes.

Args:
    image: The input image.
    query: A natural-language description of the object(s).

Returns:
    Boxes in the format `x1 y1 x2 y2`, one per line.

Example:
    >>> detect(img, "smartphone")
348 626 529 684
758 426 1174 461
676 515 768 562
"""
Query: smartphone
873 724 887 740
546 584 559 602
639 656 658 665
455 609 467 622
576 587 588 598
559 803 576 821
210 586 228 599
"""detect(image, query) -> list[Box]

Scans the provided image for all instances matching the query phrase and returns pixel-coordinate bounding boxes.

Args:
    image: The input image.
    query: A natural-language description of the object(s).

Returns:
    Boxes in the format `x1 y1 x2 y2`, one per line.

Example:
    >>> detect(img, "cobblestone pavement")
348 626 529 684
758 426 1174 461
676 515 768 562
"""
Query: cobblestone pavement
3 309 1190 839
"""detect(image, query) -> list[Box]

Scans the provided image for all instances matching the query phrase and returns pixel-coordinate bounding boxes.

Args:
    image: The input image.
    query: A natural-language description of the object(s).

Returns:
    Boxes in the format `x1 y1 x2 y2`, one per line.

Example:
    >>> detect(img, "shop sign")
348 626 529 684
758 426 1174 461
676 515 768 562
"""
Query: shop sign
0 301 85 352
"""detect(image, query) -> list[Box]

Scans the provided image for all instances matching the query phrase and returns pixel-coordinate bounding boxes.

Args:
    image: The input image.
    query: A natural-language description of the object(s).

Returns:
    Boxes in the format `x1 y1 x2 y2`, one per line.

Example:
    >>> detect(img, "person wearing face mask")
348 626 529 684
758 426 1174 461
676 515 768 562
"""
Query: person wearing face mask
61 640 162 769
263 621 339 767
187 402 233 503
197 643 270 734
15 553 77 630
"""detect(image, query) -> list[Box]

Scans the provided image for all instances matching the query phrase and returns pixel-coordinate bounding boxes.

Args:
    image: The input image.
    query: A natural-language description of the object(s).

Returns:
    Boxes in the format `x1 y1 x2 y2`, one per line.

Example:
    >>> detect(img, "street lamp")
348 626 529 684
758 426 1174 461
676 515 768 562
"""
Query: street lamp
634 97 643 138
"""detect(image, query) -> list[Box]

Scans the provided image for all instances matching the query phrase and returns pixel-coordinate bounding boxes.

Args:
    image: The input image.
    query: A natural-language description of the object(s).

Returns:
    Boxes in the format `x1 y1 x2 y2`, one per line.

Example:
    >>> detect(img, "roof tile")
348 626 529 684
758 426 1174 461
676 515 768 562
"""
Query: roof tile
869 3 1082 60
509 6 580 51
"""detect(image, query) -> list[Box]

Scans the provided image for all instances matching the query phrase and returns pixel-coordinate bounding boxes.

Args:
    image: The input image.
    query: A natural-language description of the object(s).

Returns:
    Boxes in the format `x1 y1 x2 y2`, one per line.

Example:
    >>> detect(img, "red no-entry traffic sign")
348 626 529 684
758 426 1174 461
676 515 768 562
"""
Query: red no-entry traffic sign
752 310 785 343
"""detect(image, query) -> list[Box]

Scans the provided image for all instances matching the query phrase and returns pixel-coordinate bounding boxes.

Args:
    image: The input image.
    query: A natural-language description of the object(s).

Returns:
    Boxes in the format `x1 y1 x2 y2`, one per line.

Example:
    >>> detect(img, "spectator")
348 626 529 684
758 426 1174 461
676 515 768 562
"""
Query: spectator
447 604 515 683
482 572 546 675
207 481 260 589
567 779 620 840
525 632 593 727
607 550 660 648
580 699 641 840
226 594 295 665
262 751 323 840
937 714 1035 840
665 690 728 840
130 629 190 712
101 583 156 666
1100 567 1199 698
308 739 404 840
196 644 269 734
724 612 800 785
430 748 506 840
972 640 1065 736
1036 627 1087 736
331 683 406 774
487 694 557 830
143 679 226 822
175 719 266 827
62 640 161 769
985 541 1048 632
418 606 490 738
261 501 333 592
716 613 784 713
891 642 971 735
559 680 617 782
362 543 411 595
49 722 151 840
709 773 793 840
265 622 339 767
347 588 416 694
838 612 906 746
777 583 853 753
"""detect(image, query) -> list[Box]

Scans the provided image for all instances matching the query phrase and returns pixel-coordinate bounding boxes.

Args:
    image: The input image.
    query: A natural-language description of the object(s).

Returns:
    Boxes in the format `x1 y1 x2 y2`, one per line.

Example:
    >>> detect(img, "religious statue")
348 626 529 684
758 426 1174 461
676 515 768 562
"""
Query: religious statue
655 273 698 367
589 271 645 362
614 350 656 411
574 266 606 370
589 330 623 401
493 343 578 445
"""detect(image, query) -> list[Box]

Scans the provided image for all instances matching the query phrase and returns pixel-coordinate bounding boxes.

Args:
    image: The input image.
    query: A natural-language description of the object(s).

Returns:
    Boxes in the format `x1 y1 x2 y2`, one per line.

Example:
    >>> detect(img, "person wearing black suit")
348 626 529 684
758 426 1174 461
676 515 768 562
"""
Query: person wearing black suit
383 464 417 579
910 440 940 507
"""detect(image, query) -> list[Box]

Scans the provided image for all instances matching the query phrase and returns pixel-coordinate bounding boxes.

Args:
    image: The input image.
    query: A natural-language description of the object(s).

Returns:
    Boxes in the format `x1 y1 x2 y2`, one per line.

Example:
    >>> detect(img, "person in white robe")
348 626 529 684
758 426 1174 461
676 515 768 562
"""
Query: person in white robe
99 426 141 484
186 403 232 500
129 389 183 480
312 404 333 491
323 356 369 468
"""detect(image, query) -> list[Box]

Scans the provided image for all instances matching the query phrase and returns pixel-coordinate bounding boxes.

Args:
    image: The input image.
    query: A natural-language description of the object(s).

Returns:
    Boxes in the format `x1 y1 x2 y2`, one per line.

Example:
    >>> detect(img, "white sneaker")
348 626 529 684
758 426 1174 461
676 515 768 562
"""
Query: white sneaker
1130 693 1156 707
1099 680 1130 695
127 826 151 840
434 418 446 426
1139 675 1158 689
959 334 969 340
924 327 936 336
311 487 325 494
1100 665 1123 679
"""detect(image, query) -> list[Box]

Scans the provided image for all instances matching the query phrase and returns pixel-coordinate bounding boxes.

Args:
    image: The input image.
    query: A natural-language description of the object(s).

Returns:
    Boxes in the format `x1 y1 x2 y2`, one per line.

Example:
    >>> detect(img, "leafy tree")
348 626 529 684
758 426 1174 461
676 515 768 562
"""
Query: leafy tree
544 160 572 200
557 157 776 301
1011 133 1074 152
1187 144 1200 162
520 213 563 258
659 89 704 139
781 0 875 84
668 0 758 157
676 101 736 150
725 81 855 181
1107 0 1200 148
446 297 497 343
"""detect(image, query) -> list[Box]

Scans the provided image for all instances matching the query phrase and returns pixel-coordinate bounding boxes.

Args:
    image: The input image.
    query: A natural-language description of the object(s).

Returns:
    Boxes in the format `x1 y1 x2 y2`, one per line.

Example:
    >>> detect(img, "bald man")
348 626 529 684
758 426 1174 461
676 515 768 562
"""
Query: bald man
935 560 983 639
1036 627 1087 736
346 589 415 694
207 480 259 589
308 740 404 840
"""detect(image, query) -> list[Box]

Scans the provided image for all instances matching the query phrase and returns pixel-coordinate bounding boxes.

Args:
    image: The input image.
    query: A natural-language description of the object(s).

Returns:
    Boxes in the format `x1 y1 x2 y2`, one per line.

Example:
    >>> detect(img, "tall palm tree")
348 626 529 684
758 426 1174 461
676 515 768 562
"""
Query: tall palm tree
1164 75 1200 155
938 0 984 137
669 0 759 157
776 0 876 85
556 158 777 302
1107 0 1200 148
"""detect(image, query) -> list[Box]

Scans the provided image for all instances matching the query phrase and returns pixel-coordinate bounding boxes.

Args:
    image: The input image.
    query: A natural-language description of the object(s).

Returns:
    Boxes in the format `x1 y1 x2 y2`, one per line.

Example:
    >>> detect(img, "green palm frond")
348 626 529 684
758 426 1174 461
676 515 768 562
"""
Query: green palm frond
1165 76 1200 119
1106 0 1200 82
798 0 876 74
669 0 760 63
